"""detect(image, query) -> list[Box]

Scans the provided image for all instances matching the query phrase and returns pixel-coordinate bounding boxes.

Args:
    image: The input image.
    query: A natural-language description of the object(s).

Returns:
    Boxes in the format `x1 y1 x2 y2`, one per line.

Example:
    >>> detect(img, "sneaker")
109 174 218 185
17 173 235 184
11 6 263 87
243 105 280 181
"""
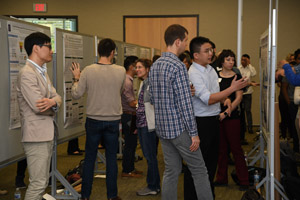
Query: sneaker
136 187 158 196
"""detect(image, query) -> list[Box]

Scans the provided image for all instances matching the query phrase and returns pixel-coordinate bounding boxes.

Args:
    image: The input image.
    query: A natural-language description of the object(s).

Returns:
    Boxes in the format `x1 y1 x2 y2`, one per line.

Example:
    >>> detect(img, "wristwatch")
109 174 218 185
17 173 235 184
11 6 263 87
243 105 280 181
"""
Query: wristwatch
223 112 228 117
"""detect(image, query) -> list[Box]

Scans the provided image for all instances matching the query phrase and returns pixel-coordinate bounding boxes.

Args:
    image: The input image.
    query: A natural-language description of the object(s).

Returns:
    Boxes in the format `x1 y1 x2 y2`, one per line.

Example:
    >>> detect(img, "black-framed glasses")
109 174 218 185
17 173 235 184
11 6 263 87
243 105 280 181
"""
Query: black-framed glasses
39 44 52 50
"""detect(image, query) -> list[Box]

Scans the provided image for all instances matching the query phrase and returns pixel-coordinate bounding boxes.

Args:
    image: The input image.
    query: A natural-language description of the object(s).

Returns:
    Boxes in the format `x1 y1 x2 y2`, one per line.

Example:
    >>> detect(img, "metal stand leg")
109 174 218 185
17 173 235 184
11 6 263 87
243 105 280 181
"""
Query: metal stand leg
51 136 81 200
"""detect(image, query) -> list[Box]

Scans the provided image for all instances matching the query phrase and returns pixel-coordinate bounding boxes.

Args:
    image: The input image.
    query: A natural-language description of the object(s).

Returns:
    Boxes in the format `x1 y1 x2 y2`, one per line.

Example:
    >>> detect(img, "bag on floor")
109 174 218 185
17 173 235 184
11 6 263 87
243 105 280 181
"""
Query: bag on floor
65 159 84 184
231 166 266 186
241 189 264 200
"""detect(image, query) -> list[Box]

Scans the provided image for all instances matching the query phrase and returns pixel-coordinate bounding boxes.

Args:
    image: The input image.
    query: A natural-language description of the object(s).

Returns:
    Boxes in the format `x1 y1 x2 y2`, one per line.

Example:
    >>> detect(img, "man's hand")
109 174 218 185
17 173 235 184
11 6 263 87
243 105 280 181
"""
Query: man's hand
230 75 248 91
275 68 285 80
278 60 288 69
36 98 56 112
190 84 195 97
70 62 81 79
190 136 200 152
223 99 232 116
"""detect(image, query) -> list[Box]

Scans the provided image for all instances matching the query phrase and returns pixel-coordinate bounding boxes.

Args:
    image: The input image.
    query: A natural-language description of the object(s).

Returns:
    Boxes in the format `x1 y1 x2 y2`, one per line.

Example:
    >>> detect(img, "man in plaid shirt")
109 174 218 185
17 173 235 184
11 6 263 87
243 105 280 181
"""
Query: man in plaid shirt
149 24 212 200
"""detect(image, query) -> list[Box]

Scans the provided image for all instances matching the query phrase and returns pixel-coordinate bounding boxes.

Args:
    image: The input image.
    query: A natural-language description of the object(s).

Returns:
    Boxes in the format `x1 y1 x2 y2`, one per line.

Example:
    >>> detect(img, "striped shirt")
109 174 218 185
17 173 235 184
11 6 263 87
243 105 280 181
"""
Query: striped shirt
149 52 198 139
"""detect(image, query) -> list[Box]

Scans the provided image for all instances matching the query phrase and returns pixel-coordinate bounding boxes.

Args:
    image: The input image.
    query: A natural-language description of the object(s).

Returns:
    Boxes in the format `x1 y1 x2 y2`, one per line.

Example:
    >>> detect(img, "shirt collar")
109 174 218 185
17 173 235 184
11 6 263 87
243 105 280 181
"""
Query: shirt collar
126 74 133 81
192 61 212 73
27 59 47 74
162 52 179 60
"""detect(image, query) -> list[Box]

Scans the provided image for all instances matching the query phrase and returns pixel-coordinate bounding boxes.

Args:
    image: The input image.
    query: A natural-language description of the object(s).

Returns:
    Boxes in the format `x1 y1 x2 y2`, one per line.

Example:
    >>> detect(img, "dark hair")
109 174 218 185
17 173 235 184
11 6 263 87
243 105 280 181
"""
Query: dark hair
24 32 51 56
217 49 237 68
136 58 152 69
124 56 138 71
98 38 116 57
209 40 216 49
164 24 188 46
179 51 192 64
152 55 161 63
242 54 250 59
189 36 210 59
294 49 300 60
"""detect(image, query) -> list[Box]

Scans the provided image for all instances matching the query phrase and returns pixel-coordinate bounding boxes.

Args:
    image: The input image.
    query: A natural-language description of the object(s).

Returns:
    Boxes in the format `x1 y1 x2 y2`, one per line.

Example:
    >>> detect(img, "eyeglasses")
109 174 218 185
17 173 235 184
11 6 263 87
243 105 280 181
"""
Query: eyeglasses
201 48 214 54
39 44 52 50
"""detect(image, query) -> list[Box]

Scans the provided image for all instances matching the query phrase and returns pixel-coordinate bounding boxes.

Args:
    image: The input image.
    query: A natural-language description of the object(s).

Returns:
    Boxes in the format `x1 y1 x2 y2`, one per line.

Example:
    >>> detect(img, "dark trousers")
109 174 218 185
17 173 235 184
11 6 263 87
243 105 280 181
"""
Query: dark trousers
278 94 289 138
16 159 27 182
81 118 120 199
216 119 249 185
288 102 300 152
240 94 253 139
67 138 80 154
184 116 220 199
121 113 137 173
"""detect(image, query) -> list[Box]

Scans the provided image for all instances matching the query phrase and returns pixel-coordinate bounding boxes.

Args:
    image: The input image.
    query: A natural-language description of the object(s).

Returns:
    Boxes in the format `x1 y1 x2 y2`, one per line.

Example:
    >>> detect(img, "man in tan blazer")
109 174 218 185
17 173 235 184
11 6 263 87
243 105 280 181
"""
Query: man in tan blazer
16 32 61 200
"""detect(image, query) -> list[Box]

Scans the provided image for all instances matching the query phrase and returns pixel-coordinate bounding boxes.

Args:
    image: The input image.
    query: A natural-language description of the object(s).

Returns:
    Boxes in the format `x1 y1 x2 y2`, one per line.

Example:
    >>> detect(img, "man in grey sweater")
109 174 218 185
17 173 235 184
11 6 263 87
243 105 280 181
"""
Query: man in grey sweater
70 38 126 200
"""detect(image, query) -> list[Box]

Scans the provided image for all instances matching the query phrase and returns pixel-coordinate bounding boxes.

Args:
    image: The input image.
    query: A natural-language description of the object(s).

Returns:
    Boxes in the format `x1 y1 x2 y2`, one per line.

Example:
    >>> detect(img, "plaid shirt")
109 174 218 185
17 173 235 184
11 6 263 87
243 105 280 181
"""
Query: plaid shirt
149 52 198 139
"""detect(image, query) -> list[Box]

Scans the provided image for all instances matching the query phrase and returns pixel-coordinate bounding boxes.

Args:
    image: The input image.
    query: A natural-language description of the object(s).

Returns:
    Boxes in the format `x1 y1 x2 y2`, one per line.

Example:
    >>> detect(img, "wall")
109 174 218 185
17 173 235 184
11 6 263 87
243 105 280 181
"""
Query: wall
1 0 300 126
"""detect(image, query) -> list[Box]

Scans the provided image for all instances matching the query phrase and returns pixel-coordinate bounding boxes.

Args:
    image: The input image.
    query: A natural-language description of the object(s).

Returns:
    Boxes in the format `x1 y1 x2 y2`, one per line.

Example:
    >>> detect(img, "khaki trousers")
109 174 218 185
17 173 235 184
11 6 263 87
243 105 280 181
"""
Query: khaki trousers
23 141 53 200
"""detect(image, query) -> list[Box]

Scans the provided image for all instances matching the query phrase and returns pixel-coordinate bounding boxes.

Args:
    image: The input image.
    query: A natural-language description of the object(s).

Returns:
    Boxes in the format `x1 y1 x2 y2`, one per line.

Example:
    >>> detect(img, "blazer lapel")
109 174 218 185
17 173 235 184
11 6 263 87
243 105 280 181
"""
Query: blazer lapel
26 61 50 97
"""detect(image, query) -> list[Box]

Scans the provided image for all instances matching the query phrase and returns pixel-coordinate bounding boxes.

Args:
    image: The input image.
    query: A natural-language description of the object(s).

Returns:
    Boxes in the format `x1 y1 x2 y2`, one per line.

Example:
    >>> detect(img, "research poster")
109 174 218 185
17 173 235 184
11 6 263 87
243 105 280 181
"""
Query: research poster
7 20 45 129
260 29 270 135
139 47 151 59
124 44 138 58
63 33 84 128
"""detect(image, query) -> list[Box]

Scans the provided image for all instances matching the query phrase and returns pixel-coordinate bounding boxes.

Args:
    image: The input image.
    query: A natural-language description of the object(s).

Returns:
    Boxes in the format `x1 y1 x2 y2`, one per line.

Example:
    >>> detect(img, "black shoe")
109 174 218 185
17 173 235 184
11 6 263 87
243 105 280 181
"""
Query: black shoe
68 151 83 155
213 182 228 187
15 180 26 189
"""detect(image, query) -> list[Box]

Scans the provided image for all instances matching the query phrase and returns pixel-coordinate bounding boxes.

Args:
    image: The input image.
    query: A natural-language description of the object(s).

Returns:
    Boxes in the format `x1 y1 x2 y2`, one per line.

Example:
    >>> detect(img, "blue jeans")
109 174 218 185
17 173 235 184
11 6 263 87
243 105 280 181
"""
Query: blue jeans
81 117 120 199
138 127 160 190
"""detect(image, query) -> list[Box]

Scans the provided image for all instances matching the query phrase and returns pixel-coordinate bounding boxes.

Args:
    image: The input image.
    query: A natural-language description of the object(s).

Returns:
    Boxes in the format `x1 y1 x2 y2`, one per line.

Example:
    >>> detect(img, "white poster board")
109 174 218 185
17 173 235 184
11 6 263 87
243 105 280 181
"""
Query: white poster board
7 20 45 129
63 33 84 128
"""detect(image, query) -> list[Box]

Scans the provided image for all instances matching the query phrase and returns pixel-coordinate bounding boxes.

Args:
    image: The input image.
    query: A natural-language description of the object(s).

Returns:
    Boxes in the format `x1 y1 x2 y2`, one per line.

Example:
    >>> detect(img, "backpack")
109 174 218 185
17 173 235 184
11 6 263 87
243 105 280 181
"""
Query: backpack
281 176 300 200
241 189 264 200
65 159 84 184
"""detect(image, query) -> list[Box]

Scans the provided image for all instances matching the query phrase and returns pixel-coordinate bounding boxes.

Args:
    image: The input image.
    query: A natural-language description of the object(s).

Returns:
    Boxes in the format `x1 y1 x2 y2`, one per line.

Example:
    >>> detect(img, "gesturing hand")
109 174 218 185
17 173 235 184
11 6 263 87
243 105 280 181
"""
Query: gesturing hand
70 62 81 79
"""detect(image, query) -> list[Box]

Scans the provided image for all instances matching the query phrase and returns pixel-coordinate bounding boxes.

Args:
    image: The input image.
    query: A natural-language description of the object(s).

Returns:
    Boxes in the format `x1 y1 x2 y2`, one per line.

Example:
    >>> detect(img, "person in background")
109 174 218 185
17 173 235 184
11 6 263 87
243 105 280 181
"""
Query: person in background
17 32 62 200
277 53 295 139
238 54 259 146
135 59 161 196
152 55 161 64
179 50 192 70
67 138 83 155
149 24 213 200
213 49 249 191
121 56 143 178
277 49 300 153
70 38 125 200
